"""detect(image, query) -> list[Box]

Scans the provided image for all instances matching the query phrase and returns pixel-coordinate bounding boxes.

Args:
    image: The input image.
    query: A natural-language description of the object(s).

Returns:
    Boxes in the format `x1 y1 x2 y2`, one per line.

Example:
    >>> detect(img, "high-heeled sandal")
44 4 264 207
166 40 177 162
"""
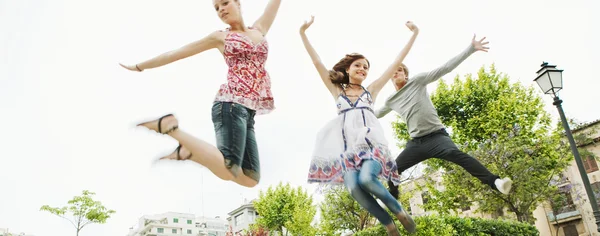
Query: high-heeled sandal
137 114 178 134
170 144 192 160
156 144 193 162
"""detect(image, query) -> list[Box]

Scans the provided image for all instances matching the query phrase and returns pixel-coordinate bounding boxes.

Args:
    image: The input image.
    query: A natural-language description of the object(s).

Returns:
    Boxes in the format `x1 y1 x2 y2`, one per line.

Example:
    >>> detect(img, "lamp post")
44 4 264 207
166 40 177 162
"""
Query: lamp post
534 62 600 232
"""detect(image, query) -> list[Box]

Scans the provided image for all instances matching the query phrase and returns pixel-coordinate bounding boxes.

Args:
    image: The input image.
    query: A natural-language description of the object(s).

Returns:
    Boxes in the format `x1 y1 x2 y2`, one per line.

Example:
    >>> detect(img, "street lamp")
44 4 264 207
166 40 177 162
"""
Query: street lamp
534 62 600 232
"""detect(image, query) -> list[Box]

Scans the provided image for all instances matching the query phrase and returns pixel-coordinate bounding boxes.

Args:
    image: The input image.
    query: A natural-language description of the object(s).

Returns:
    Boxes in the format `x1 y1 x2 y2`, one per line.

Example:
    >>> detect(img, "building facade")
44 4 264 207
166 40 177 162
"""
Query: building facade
533 120 600 236
0 228 34 236
127 212 228 236
197 216 228 236
226 199 260 235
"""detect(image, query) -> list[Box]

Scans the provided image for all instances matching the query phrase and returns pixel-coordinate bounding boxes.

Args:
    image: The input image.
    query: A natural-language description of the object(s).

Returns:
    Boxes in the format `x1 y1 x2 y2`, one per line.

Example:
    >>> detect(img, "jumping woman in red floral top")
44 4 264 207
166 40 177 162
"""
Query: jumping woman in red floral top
119 0 281 188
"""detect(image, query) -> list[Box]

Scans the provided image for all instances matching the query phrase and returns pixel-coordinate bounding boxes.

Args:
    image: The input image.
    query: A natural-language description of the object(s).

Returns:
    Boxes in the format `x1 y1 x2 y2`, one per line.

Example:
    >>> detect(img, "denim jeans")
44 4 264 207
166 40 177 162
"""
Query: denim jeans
211 101 260 182
344 160 403 225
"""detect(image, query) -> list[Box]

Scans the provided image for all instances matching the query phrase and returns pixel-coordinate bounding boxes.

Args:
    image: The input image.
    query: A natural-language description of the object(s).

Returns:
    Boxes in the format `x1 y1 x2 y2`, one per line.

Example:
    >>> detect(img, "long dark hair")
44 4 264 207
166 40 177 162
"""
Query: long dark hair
328 53 370 87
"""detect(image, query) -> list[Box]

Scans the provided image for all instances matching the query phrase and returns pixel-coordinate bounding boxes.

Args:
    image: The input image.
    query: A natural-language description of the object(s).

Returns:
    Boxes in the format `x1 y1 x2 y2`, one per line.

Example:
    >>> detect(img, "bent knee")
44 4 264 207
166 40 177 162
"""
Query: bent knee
243 169 260 183
241 180 258 188
234 169 259 188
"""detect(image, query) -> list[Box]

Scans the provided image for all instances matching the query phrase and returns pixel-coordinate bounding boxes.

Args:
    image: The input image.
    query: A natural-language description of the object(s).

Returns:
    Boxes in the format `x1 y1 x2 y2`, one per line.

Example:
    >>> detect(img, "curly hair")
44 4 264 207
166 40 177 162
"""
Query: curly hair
329 53 370 86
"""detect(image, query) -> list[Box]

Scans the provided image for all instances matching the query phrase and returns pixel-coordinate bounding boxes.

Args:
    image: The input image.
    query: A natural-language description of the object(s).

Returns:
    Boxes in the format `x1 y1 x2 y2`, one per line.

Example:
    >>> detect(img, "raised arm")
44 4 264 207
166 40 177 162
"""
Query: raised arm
252 0 282 36
374 104 392 118
367 21 419 101
120 31 222 72
415 34 488 85
299 16 338 98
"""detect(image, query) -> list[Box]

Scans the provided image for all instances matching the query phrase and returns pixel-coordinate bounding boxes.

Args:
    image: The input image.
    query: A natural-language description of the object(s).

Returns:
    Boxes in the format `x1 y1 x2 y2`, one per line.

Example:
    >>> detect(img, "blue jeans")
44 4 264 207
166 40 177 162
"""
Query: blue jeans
343 160 404 226
211 102 260 182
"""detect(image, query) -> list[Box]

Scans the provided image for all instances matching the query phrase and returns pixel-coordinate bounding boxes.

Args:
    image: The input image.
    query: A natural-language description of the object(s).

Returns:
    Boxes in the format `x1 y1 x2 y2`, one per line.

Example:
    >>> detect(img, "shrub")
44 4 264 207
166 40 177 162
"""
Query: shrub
355 215 538 236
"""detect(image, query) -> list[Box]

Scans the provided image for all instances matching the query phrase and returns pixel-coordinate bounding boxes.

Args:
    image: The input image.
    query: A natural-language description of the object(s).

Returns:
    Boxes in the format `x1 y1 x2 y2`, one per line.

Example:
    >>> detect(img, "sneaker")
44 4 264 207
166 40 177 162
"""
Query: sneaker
495 177 513 195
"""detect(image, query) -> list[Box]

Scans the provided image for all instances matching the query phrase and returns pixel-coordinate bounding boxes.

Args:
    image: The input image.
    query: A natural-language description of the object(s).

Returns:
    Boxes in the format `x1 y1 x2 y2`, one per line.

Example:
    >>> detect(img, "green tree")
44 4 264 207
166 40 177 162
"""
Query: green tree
391 64 572 223
319 186 374 235
40 190 116 236
252 182 317 236
319 184 416 235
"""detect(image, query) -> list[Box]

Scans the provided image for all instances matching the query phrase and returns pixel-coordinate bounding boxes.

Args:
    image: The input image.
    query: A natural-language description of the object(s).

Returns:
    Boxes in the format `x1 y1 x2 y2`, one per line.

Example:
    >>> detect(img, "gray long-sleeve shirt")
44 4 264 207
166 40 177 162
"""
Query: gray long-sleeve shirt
375 44 476 138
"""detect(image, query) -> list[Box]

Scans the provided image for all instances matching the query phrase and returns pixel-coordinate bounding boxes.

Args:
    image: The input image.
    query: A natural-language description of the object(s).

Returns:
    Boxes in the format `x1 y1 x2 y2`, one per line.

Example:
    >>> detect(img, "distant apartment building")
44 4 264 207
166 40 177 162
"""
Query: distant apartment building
0 228 34 236
127 212 228 236
226 199 259 235
197 216 228 236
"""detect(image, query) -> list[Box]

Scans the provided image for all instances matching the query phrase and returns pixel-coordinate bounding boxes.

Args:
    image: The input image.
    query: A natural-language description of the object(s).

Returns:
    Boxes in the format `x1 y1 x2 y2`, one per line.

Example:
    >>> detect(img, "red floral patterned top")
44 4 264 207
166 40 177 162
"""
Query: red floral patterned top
214 27 274 115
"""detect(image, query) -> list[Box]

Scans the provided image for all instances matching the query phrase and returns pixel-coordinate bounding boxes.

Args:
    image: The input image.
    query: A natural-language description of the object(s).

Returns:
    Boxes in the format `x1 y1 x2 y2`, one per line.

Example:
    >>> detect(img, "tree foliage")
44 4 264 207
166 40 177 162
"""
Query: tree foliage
318 183 416 235
252 182 316 236
391 64 572 223
318 186 374 235
40 190 116 236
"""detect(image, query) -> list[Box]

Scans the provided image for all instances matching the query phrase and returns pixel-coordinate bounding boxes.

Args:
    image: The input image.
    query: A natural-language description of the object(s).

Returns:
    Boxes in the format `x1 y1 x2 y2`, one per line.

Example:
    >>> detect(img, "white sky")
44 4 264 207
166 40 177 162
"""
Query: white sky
1 0 599 235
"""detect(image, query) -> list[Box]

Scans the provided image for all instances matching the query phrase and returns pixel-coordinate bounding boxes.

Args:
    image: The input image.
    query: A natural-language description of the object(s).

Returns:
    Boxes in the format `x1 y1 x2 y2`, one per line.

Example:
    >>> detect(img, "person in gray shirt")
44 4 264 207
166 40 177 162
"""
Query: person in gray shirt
374 35 513 199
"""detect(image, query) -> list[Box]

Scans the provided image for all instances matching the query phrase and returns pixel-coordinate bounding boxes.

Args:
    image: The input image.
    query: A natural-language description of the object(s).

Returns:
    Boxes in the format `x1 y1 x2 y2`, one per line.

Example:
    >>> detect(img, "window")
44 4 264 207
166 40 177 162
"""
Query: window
583 155 598 173
591 182 600 206
172 229 177 233
173 218 179 223
453 198 470 212
563 224 578 236
187 219 192 224
553 185 576 215
421 191 430 205
187 229 193 234
234 214 245 226
157 228 164 233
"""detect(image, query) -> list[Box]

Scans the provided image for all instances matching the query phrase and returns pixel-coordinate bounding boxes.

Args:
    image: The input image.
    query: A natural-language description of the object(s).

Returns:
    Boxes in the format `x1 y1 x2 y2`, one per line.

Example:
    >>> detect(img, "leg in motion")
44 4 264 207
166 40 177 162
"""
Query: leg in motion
137 102 259 187
358 160 416 233
387 140 429 199
343 171 399 236
428 131 512 194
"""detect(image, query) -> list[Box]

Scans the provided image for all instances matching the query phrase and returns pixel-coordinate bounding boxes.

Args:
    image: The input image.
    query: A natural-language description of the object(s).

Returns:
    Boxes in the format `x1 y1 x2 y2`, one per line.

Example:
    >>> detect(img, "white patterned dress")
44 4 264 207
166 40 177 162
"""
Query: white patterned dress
307 86 401 186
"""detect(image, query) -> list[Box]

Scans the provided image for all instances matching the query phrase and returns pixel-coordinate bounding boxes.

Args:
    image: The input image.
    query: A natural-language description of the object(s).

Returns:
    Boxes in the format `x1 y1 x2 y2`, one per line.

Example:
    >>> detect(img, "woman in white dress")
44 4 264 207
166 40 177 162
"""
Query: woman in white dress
299 16 419 235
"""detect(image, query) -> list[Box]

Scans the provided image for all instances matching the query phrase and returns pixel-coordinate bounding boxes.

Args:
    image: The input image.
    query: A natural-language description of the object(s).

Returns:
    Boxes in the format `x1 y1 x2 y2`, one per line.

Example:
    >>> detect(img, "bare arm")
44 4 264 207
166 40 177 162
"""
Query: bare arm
299 16 338 98
367 21 419 101
121 31 222 71
252 0 282 36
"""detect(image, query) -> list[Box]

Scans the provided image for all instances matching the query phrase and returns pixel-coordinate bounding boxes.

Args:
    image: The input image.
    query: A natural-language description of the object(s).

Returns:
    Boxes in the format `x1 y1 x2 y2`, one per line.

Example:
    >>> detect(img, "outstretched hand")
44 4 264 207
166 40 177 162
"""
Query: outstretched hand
405 21 419 33
299 15 315 34
472 35 489 52
119 63 142 72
